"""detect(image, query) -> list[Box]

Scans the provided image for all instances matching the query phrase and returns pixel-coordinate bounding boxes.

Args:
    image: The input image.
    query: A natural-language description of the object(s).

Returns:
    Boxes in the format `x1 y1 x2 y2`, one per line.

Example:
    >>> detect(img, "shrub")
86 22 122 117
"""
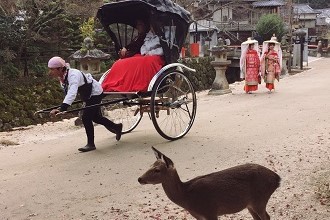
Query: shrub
31 63 48 77
2 63 20 80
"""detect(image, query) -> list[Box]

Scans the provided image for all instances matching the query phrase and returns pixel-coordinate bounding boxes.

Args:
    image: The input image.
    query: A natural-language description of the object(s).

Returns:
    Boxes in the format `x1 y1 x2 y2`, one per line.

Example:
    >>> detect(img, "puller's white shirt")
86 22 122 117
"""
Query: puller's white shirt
62 68 103 105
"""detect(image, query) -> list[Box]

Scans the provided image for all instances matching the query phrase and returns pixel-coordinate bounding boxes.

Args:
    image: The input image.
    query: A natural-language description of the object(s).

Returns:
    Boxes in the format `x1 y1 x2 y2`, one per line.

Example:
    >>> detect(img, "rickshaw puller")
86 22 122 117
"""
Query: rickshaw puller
48 56 122 152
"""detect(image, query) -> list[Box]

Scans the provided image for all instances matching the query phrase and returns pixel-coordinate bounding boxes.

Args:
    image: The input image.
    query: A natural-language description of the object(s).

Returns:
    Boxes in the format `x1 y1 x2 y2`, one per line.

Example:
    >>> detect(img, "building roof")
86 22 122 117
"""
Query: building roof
316 8 330 25
316 8 330 18
252 0 284 8
293 4 319 14
189 19 219 32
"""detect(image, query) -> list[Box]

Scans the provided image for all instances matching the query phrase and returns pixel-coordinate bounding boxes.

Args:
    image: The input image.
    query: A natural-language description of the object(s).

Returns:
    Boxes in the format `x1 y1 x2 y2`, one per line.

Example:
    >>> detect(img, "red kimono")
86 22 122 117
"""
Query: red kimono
101 54 164 92
244 49 260 93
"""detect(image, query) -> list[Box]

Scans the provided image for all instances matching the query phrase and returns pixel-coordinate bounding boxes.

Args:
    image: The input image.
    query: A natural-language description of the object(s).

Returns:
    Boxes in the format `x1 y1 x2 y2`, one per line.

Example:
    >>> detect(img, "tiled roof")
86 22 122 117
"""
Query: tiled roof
189 20 219 32
316 8 330 25
252 0 284 7
316 8 330 18
293 4 318 14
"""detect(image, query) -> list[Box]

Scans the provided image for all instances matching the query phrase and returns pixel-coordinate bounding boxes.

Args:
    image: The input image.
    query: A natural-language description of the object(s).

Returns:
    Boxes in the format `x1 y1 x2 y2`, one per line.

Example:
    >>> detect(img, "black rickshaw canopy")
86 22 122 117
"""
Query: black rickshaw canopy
96 0 192 64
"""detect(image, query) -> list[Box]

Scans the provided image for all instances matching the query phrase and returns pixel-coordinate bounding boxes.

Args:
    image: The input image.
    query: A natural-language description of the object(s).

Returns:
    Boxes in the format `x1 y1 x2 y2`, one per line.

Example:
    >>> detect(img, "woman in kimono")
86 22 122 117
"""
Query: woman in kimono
240 37 260 94
102 26 164 92
260 35 282 93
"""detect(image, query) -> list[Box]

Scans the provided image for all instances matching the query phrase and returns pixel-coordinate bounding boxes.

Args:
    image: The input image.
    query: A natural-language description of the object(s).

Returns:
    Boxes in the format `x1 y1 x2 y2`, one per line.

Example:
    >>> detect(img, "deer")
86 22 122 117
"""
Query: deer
138 147 281 220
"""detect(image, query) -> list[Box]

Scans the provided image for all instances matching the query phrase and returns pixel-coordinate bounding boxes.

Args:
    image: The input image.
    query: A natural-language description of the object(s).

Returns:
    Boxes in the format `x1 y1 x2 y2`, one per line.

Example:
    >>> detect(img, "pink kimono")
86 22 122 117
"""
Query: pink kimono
261 50 281 91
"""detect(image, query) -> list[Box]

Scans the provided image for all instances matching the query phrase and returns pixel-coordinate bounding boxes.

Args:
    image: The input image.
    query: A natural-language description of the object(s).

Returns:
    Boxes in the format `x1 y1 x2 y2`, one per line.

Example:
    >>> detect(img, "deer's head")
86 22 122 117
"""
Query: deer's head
138 147 174 185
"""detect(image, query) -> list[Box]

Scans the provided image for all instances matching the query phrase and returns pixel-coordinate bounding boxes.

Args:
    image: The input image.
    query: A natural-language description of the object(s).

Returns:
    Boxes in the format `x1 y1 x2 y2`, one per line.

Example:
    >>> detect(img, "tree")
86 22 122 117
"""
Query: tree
0 15 23 62
64 0 103 18
14 0 75 76
0 13 24 79
256 14 285 43
0 0 17 16
80 17 96 40
0 0 108 79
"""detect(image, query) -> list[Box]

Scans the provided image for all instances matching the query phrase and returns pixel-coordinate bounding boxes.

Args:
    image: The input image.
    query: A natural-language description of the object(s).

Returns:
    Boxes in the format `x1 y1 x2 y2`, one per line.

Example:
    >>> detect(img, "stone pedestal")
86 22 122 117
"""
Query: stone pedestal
208 61 232 95
208 38 232 95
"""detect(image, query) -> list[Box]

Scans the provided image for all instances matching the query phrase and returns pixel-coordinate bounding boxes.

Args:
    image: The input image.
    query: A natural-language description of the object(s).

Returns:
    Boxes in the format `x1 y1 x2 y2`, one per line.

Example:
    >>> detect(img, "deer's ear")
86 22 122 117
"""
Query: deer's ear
152 146 162 160
162 154 174 168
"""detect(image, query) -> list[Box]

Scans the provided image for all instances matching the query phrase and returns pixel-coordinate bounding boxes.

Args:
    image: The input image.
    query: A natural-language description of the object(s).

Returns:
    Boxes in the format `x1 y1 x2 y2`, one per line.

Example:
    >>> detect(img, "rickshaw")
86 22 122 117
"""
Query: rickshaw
37 0 197 141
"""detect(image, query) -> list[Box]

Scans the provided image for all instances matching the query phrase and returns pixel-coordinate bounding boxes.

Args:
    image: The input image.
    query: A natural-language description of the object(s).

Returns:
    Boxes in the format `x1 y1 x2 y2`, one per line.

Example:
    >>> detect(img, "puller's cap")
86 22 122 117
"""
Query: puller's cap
48 56 66 68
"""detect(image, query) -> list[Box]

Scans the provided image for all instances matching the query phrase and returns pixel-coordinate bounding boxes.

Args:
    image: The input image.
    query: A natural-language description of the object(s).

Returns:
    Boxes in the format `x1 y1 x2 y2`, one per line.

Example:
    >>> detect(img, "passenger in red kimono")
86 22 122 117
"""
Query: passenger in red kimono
102 26 164 92
240 38 260 94
261 35 282 93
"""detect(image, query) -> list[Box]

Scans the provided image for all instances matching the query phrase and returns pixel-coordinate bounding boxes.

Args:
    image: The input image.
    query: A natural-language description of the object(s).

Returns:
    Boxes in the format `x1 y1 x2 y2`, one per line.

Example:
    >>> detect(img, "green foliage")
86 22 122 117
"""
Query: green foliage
0 1 108 79
100 62 107 73
0 15 22 63
80 48 88 53
80 17 96 40
0 0 85 78
0 77 76 131
103 59 116 70
181 57 215 91
0 48 16 63
30 63 48 77
99 59 116 73
256 14 285 42
2 63 20 80
29 1 82 50
94 18 113 50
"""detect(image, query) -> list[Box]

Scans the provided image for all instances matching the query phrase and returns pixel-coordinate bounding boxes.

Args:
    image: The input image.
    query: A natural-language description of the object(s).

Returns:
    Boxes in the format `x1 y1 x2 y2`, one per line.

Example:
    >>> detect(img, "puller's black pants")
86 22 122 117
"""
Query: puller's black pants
82 94 117 145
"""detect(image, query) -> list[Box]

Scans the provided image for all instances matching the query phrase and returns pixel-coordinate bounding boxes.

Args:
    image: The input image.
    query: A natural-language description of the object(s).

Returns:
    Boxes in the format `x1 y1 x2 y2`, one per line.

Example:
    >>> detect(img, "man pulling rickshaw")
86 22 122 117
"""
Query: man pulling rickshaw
37 0 197 151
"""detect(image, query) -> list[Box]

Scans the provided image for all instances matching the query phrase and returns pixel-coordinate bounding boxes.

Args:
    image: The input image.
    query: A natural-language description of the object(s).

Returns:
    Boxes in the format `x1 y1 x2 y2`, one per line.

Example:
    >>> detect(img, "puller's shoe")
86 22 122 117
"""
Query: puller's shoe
78 144 96 152
115 123 123 141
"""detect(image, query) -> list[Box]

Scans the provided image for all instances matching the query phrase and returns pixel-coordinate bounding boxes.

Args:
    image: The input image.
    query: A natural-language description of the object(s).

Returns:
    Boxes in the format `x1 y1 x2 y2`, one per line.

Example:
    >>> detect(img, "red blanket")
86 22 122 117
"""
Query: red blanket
102 54 164 92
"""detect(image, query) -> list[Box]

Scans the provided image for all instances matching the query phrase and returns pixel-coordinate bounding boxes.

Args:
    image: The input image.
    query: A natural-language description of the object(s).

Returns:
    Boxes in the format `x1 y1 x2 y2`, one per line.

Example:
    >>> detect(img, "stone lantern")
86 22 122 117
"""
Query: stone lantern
71 37 110 74
208 38 232 95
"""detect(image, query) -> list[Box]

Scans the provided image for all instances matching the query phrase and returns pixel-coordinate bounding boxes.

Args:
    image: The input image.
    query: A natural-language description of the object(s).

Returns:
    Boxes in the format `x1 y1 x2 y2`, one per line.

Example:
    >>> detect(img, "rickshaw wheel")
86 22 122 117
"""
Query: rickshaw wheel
150 70 197 140
102 97 142 134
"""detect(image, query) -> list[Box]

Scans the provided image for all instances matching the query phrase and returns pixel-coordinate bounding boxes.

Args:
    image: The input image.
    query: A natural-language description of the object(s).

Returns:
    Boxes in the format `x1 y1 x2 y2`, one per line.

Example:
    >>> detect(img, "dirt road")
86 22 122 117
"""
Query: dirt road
1 58 330 220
